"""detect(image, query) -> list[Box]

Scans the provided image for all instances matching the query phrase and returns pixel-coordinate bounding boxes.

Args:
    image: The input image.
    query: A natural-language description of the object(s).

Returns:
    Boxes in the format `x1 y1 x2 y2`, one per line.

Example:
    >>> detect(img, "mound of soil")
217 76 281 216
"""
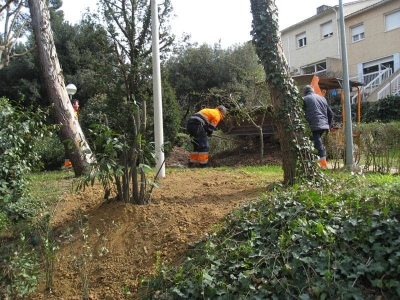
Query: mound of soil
30 143 282 300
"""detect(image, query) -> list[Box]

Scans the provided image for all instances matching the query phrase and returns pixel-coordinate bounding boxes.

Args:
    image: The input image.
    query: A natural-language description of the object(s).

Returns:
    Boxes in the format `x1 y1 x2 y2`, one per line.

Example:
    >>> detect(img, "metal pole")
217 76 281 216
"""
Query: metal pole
339 0 354 166
151 0 165 178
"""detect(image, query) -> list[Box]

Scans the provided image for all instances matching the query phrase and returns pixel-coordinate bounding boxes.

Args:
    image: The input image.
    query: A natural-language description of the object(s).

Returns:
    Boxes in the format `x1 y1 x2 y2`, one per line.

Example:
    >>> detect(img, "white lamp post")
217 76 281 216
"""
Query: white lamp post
151 0 165 178
66 83 77 100
338 0 354 167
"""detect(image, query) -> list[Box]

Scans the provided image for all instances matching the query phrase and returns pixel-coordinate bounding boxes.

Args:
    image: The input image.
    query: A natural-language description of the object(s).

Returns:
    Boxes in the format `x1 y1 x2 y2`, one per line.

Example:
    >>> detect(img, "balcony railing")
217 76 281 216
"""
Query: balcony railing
351 68 392 103
377 72 400 100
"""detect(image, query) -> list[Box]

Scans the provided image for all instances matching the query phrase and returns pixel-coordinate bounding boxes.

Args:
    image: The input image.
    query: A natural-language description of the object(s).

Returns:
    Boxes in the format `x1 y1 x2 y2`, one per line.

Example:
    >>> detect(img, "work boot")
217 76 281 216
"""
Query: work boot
64 160 72 169
199 163 210 168
318 157 328 169
188 159 195 168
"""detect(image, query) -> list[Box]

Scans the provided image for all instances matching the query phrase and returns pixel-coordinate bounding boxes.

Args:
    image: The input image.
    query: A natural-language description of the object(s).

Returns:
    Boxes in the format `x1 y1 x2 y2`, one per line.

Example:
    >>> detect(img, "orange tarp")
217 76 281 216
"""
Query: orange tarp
310 75 326 97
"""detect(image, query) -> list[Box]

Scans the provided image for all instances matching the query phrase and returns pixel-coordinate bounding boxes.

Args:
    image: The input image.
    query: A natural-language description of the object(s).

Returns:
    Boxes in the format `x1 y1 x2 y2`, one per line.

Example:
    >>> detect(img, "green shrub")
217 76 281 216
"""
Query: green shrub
175 132 190 148
361 95 400 123
209 130 241 156
0 98 49 298
79 93 116 137
0 236 40 298
0 98 49 224
324 122 400 173
331 95 400 125
32 132 65 171
145 79 182 156
81 86 181 163
141 176 400 299
356 122 400 172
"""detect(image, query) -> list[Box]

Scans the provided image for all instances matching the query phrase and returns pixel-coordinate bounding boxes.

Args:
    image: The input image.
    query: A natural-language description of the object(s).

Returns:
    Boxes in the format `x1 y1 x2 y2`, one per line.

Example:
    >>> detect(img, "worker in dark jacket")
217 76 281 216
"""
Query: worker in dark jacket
186 105 227 168
303 85 334 168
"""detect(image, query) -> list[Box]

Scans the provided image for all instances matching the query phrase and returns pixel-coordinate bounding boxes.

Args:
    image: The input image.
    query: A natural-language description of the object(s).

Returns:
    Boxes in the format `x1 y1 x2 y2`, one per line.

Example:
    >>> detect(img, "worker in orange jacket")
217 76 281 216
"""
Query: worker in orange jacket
186 105 227 168
64 99 79 168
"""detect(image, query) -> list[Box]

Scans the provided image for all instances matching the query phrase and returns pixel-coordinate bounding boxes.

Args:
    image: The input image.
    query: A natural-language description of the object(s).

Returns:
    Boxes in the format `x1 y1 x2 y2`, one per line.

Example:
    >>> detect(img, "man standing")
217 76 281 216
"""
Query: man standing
186 105 227 168
303 85 334 168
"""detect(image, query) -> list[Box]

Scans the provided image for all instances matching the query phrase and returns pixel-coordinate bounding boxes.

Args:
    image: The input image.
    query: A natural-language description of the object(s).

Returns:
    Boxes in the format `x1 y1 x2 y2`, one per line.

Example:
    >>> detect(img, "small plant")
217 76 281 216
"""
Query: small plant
76 212 93 300
175 132 191 148
33 209 59 292
74 123 155 205
58 209 117 300
0 235 40 298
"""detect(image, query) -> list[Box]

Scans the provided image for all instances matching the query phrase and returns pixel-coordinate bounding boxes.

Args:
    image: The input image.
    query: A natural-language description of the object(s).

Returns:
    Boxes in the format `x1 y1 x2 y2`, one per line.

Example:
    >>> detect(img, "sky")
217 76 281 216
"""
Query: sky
62 0 352 48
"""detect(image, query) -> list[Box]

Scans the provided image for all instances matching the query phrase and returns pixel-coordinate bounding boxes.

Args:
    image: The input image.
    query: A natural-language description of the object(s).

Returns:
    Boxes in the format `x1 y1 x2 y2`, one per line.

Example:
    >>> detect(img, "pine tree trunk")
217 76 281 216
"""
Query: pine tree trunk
28 0 93 176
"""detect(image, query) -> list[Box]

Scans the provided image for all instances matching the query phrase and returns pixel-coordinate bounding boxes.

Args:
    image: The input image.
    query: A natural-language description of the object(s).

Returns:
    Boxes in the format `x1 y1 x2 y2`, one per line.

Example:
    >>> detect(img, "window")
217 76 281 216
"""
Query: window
385 10 400 31
316 62 327 72
351 24 365 42
296 32 307 48
362 58 394 86
302 65 315 74
321 21 333 39
301 62 327 75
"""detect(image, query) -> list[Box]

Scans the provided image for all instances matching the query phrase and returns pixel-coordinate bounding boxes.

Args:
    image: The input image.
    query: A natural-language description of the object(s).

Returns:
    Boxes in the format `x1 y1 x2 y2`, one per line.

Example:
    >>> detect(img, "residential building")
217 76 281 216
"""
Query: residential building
280 0 400 101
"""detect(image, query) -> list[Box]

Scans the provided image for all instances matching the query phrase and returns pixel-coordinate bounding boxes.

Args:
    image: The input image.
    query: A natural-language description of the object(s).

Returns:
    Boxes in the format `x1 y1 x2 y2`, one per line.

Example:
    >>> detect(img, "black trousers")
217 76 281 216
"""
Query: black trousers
187 120 209 163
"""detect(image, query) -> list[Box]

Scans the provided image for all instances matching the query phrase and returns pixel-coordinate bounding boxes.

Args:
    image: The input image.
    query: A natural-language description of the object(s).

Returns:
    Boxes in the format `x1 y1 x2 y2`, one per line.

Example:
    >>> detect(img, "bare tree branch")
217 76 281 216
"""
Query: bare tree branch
0 0 15 14
1 0 31 69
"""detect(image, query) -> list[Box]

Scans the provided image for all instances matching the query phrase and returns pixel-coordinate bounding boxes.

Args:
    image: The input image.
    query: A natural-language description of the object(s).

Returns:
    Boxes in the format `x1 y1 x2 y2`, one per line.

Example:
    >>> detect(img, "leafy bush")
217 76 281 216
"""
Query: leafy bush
324 122 400 173
0 98 50 298
361 95 400 123
356 122 400 172
81 84 182 160
0 236 40 298
175 132 190 148
32 132 65 171
79 93 117 137
74 123 158 204
141 175 400 299
0 98 49 224
145 79 182 156
209 130 241 156
331 95 400 124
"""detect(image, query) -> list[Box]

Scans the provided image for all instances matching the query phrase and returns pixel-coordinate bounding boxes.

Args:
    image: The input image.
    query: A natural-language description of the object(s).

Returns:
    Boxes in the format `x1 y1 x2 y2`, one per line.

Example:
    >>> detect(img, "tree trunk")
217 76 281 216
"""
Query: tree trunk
28 0 93 176
250 0 321 185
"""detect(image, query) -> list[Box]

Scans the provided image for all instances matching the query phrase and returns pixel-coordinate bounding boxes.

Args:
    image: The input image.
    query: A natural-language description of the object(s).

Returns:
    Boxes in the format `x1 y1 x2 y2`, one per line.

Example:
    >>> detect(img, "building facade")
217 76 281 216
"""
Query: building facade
280 0 400 101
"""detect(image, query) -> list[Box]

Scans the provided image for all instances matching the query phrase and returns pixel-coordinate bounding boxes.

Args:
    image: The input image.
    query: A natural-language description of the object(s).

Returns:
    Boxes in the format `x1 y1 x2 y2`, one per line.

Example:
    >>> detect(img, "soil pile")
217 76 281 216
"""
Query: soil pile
30 144 282 299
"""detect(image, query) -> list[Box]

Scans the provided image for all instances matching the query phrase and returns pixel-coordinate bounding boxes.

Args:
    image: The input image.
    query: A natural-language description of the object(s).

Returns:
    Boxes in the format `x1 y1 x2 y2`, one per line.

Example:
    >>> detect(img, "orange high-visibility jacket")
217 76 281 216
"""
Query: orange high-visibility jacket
194 108 224 132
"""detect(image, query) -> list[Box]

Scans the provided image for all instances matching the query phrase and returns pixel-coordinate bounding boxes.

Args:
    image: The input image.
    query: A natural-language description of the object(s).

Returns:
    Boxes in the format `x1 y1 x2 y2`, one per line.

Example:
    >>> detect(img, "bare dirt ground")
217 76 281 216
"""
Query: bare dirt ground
30 142 282 300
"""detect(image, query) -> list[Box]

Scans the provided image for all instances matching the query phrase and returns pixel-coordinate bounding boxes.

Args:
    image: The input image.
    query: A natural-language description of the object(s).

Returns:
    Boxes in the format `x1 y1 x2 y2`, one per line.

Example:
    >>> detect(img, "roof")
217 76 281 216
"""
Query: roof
345 0 389 19
280 0 388 32
281 6 337 33
292 74 364 90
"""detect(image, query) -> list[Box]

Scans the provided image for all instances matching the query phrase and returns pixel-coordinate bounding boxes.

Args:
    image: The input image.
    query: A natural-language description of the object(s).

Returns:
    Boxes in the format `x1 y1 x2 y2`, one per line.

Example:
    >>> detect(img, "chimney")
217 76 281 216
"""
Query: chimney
317 5 331 14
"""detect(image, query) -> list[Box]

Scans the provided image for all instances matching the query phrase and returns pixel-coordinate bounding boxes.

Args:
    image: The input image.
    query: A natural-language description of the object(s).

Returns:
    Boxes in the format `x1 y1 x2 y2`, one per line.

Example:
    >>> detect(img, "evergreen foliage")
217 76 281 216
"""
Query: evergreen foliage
331 95 400 125
32 133 65 171
360 95 400 123
166 42 265 125
141 175 400 299
0 97 49 226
